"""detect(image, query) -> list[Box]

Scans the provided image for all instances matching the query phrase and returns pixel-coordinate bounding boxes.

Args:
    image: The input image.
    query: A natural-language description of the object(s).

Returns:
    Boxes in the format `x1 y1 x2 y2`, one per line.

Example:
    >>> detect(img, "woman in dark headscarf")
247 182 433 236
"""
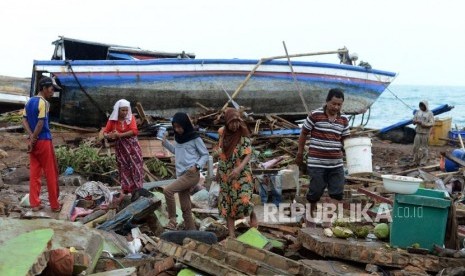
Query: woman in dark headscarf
214 108 256 237
161 112 209 230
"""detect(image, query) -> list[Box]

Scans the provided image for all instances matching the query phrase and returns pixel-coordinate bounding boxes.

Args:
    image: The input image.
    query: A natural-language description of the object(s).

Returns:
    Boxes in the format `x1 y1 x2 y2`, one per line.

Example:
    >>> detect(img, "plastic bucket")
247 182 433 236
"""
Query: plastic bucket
344 137 373 175
445 148 465 172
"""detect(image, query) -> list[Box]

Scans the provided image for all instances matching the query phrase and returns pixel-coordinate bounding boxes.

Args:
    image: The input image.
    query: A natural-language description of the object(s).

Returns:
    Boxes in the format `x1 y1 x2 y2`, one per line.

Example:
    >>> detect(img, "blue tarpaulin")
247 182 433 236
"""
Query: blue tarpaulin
379 104 454 134
205 128 301 140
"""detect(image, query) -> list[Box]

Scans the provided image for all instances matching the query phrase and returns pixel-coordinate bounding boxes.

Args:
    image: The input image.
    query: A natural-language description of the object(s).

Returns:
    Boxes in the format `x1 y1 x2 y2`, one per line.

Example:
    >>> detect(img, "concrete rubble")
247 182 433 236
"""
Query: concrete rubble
1 106 465 275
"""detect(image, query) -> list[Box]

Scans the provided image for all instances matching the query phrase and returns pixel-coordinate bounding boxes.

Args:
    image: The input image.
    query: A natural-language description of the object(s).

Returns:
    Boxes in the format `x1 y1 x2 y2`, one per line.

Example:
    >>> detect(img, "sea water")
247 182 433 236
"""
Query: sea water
358 85 465 130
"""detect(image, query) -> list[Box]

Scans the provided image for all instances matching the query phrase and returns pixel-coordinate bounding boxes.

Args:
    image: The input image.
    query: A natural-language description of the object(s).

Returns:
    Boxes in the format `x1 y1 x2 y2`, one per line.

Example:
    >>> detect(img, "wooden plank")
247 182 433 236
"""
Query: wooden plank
346 176 383 185
257 222 299 235
58 194 77 221
396 164 439 175
141 234 159 247
143 164 159 182
80 210 107 224
195 102 214 111
50 122 99 133
0 125 23 132
138 139 172 158
357 188 393 205
191 208 219 215
135 102 150 125
270 114 299 129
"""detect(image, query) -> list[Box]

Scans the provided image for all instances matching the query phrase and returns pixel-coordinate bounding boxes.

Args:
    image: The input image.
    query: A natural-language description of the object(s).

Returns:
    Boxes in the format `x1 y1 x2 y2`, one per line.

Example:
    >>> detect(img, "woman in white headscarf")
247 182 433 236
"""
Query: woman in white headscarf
103 99 144 194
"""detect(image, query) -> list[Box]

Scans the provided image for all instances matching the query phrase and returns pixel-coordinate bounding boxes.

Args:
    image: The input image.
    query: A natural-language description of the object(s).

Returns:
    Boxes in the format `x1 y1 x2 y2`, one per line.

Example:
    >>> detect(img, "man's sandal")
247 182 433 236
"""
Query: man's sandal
164 220 178 230
31 205 44 212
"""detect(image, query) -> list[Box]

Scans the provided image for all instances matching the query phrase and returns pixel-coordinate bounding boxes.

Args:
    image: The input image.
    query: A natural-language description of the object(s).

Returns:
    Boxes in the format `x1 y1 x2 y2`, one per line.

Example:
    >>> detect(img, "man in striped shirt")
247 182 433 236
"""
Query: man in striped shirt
296 88 350 222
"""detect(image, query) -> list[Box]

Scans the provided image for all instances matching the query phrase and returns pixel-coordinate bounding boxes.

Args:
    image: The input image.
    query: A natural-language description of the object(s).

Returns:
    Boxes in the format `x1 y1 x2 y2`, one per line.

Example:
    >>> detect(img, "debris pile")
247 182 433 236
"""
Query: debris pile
2 105 465 275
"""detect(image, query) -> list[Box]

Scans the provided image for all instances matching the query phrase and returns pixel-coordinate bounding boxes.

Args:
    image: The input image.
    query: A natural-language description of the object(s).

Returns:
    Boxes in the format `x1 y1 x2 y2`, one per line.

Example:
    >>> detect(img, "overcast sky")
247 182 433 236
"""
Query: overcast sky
1 0 463 86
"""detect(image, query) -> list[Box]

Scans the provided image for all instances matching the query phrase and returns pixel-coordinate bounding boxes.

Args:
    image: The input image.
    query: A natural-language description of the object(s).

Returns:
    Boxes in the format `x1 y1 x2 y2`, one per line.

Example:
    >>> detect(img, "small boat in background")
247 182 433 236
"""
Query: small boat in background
31 37 397 126
0 76 29 113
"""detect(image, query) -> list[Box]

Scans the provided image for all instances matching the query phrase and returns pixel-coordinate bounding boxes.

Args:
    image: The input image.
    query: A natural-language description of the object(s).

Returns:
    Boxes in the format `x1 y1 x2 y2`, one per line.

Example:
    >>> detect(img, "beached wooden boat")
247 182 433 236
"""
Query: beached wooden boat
0 76 30 113
31 37 397 126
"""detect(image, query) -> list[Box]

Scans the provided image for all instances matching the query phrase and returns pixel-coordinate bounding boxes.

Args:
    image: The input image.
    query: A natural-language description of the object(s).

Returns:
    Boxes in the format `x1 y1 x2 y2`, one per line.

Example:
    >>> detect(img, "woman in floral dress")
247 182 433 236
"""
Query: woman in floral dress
215 108 257 237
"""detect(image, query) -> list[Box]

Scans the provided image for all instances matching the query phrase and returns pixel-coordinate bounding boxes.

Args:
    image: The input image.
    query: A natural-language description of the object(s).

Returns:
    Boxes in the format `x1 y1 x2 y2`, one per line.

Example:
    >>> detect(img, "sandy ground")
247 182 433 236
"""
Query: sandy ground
0 129 454 179
0 129 455 210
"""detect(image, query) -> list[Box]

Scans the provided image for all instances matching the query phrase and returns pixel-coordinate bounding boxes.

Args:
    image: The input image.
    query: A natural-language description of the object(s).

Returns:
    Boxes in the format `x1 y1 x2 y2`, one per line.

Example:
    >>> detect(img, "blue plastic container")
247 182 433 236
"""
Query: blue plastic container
448 130 465 140
445 149 465 172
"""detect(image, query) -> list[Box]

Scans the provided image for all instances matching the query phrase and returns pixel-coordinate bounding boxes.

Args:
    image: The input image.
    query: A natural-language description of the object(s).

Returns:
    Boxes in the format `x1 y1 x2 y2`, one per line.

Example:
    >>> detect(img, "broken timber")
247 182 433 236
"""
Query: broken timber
346 176 383 185
298 227 465 273
50 122 99 133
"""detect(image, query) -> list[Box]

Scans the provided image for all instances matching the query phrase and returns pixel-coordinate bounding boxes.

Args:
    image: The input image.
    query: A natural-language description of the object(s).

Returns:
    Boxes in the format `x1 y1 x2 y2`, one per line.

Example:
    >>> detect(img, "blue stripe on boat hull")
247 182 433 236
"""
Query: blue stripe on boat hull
33 59 395 126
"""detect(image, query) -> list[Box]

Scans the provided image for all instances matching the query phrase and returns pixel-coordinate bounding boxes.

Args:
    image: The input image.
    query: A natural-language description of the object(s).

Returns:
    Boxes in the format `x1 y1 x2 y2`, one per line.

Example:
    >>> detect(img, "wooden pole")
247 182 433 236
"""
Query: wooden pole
455 124 465 149
282 41 309 113
221 60 264 111
221 49 349 112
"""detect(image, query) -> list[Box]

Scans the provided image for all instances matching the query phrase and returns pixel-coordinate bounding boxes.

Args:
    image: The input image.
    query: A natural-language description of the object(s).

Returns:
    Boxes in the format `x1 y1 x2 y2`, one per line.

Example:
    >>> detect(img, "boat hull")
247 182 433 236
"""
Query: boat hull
32 59 396 126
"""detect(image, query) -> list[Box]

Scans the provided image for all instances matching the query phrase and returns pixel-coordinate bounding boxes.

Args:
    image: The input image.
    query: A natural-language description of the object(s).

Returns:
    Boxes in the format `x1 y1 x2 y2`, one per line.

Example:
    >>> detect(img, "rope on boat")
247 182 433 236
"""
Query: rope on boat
65 61 108 124
373 73 414 111
385 86 414 111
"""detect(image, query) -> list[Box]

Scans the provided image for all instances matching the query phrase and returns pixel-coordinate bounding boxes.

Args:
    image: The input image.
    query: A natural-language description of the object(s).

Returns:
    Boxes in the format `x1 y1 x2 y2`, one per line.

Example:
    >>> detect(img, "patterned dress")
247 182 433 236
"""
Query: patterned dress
104 115 144 193
215 127 254 219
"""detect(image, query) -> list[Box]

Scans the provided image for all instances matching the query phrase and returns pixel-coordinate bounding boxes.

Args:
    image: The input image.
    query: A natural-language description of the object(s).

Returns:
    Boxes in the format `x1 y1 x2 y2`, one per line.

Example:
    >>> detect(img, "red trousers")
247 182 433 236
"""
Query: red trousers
29 140 60 209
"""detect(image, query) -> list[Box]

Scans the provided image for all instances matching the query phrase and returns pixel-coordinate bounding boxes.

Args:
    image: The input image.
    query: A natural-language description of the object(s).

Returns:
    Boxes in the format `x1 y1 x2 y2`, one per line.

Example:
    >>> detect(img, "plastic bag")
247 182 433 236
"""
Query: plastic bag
208 181 220 208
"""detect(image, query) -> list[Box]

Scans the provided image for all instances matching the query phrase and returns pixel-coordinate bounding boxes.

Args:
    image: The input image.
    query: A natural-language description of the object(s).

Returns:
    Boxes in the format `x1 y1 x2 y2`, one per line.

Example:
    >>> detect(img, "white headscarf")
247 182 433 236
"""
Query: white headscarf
109 99 132 124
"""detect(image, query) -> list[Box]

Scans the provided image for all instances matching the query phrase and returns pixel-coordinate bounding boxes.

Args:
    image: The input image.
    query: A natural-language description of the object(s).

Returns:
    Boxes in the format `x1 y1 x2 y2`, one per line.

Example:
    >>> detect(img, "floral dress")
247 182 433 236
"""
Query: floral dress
215 127 254 219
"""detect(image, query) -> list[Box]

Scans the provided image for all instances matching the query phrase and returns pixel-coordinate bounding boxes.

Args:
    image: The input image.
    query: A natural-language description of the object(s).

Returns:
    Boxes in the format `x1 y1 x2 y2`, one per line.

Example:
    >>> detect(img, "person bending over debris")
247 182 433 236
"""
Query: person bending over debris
295 88 350 225
214 108 257 238
22 77 62 212
162 112 209 230
103 99 144 195
412 100 434 166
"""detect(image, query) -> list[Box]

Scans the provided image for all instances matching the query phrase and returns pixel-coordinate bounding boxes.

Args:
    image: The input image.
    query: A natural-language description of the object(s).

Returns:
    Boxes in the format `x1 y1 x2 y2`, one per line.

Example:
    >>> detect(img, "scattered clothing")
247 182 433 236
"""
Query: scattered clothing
258 174 282 207
75 181 113 204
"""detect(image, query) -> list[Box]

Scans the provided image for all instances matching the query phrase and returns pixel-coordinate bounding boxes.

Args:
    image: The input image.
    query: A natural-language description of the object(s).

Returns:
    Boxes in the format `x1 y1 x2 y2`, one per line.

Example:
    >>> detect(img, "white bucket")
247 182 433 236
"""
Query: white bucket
344 137 373 175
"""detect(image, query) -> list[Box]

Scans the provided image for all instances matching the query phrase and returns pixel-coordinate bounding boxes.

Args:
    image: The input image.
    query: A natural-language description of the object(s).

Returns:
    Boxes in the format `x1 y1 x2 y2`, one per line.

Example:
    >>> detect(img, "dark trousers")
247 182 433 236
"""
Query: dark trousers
306 166 344 203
